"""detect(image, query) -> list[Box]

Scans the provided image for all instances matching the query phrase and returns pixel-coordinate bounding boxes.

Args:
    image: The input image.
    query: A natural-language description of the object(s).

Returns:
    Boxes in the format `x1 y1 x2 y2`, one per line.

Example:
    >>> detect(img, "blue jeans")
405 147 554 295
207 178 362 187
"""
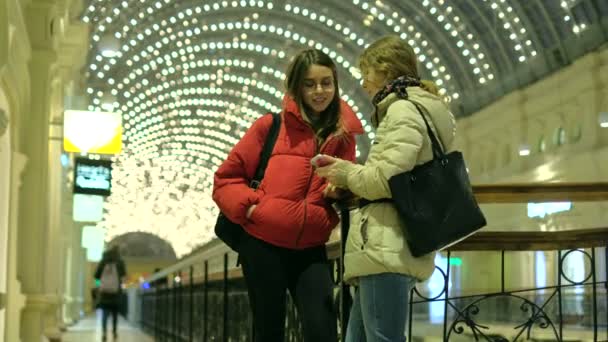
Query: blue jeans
345 273 416 342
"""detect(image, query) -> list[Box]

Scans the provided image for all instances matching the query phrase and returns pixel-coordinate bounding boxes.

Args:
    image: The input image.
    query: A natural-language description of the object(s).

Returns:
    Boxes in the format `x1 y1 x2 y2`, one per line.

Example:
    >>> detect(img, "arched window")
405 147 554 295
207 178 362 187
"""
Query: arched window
554 127 566 146
538 136 546 153
570 123 582 143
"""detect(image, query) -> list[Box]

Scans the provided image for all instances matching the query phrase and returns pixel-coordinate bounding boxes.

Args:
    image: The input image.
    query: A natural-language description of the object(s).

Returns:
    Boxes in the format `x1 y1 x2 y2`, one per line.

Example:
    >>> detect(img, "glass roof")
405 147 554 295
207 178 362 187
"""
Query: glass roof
80 0 608 255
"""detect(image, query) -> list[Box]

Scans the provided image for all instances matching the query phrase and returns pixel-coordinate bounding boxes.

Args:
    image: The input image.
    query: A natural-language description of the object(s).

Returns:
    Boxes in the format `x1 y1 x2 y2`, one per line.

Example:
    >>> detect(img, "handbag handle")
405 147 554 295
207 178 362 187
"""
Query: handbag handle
408 101 446 160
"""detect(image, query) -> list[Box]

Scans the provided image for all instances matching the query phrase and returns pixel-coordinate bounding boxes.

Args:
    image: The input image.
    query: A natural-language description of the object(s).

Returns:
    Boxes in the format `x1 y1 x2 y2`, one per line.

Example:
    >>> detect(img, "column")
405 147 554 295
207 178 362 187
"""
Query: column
17 1 63 339
17 51 64 342
2 0 33 339
65 217 85 324
6 152 28 342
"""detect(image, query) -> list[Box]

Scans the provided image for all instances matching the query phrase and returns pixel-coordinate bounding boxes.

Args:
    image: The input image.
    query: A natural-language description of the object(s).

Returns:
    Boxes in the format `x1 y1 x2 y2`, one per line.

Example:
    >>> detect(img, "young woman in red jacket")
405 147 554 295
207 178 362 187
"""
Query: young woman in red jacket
213 49 363 342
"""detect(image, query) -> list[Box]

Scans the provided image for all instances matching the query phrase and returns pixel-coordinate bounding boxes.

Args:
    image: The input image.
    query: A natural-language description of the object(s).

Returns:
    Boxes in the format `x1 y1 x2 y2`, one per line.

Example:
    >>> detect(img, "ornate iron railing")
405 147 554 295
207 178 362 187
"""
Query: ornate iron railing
136 183 608 341
401 231 608 341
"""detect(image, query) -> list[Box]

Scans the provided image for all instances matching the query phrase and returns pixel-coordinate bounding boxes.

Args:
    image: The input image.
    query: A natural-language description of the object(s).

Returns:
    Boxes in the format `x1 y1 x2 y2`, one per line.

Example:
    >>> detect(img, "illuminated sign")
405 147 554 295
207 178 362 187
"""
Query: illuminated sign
82 225 106 262
64 110 122 154
527 202 572 218
74 157 112 196
73 194 105 222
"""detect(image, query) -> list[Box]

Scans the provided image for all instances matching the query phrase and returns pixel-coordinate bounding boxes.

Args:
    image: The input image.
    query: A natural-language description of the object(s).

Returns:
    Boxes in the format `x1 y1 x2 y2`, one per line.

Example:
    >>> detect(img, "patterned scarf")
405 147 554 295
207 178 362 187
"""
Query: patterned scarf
371 75 421 127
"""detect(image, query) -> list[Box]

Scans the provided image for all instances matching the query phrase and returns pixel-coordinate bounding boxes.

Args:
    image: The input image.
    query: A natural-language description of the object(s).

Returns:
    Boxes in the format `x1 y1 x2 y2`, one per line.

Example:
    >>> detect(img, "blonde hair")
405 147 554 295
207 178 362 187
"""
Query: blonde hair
358 35 440 96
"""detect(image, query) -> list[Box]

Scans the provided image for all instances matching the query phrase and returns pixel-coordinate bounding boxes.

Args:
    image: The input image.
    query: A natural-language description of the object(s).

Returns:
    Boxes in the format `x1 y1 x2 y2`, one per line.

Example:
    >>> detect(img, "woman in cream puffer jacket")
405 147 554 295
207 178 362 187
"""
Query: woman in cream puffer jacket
316 35 456 342
341 87 455 282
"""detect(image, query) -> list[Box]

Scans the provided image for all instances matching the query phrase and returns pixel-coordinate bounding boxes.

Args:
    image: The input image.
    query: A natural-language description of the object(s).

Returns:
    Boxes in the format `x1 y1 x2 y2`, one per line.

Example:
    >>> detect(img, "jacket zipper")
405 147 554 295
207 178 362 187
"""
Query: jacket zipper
294 131 337 248
295 147 316 248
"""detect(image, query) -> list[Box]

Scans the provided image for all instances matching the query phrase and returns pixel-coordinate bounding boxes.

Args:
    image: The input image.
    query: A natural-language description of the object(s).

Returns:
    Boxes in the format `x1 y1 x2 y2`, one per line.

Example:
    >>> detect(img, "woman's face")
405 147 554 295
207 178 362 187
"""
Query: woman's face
362 68 387 98
301 64 336 116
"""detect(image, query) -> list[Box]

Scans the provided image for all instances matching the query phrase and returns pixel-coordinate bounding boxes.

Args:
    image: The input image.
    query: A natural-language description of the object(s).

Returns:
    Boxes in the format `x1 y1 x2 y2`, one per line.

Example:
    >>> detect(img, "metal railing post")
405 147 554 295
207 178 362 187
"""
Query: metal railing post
223 253 229 342
190 265 194 342
154 287 159 340
591 248 598 341
173 272 178 341
557 250 564 340
204 260 209 342
339 208 352 339
442 251 451 339
177 271 182 341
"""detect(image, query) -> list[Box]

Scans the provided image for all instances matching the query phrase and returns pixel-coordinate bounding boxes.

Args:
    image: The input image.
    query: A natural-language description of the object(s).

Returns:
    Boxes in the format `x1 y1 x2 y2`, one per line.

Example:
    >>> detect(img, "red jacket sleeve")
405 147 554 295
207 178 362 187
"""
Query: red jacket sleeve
213 114 274 224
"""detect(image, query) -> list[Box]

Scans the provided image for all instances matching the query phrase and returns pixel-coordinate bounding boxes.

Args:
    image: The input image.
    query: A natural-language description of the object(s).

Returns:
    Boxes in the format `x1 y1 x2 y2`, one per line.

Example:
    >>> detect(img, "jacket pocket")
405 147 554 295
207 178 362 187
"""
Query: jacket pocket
248 196 267 223
360 216 369 247
248 197 303 235
302 204 338 245
345 210 365 253
356 204 389 252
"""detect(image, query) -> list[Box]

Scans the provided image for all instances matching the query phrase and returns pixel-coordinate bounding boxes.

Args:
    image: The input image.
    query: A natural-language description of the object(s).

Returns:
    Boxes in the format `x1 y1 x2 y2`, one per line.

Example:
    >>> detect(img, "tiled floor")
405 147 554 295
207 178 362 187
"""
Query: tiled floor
63 310 154 342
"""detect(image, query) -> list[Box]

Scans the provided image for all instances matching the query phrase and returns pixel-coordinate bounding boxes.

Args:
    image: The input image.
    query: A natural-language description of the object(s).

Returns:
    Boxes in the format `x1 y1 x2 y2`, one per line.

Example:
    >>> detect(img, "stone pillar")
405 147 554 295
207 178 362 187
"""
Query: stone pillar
17 49 64 342
17 1 64 339
2 0 88 339
0 87 11 342
6 152 28 342
2 0 32 339
59 205 77 327
63 217 86 325
74 245 89 320
58 29 91 325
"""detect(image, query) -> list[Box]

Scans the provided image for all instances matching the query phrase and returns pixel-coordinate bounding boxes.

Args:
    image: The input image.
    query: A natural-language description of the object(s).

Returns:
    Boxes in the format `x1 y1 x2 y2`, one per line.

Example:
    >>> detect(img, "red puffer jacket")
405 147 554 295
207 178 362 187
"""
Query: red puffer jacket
213 95 363 249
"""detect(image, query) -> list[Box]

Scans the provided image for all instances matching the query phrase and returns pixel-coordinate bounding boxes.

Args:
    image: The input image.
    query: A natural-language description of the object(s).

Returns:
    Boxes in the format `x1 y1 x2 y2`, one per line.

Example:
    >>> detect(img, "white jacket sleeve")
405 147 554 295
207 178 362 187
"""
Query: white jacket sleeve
343 101 426 200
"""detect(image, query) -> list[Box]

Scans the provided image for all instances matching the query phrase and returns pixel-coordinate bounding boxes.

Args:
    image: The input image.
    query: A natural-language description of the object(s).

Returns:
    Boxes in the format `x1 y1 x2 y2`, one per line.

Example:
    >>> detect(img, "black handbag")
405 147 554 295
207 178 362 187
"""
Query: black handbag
214 112 281 252
387 101 486 257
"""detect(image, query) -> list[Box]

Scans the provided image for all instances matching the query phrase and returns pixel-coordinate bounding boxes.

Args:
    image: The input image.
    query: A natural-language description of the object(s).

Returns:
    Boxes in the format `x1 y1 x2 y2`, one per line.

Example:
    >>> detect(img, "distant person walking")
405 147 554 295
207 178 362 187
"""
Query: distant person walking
94 246 127 341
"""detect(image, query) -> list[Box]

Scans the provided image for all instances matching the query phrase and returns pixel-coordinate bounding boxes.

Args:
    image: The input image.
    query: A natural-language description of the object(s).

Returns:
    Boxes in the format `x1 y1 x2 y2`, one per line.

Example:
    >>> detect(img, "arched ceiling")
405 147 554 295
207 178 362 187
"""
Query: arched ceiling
107 232 178 260
82 0 608 256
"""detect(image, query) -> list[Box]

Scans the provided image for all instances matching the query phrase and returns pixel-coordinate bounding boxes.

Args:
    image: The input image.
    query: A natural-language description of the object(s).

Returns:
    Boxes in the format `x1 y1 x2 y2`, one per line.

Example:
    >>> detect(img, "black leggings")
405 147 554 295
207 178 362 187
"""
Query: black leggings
102 306 118 334
240 233 337 342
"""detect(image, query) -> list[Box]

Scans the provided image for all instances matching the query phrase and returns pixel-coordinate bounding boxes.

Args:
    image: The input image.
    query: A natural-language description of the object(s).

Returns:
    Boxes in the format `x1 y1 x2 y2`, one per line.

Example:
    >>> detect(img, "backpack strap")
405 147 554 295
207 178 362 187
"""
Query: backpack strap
250 113 281 189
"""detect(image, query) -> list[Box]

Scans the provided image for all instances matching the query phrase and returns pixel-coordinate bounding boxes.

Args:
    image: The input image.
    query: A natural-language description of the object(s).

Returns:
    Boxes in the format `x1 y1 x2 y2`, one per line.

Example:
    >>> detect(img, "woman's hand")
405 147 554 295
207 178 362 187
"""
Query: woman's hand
324 184 354 200
323 183 342 199
311 154 337 168
315 157 350 188
246 205 257 219
323 183 358 209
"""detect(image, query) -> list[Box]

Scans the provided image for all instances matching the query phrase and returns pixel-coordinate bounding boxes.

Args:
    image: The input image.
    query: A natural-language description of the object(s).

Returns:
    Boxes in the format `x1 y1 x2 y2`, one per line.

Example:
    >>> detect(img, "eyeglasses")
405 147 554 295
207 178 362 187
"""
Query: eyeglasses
303 80 335 92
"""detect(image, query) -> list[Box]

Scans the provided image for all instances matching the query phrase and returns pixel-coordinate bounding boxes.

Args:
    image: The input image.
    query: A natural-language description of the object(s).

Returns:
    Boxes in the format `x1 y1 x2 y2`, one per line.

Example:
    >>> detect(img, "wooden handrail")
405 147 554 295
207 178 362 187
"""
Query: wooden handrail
473 182 608 203
326 227 608 258
170 227 608 284
446 227 608 251
151 228 608 285
332 182 608 211
144 183 608 285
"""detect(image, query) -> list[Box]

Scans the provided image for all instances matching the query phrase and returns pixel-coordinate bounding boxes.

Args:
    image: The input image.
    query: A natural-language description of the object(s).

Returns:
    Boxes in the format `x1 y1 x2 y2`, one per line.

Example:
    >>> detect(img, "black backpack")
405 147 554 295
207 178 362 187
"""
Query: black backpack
214 113 281 252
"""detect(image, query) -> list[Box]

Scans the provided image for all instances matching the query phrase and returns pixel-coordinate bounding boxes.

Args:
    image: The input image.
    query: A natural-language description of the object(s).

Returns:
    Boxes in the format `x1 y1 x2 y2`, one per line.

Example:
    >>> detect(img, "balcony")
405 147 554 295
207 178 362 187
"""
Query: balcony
132 183 608 341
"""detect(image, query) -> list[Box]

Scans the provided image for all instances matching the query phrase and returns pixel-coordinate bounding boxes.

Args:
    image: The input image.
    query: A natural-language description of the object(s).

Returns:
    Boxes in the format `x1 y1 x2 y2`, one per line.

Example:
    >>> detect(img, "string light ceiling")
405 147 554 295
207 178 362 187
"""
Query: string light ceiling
81 0 607 256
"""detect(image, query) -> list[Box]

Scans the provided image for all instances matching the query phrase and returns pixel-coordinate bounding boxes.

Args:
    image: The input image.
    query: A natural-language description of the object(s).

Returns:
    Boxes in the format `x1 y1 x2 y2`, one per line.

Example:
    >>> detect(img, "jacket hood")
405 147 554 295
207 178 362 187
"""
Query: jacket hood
282 95 364 135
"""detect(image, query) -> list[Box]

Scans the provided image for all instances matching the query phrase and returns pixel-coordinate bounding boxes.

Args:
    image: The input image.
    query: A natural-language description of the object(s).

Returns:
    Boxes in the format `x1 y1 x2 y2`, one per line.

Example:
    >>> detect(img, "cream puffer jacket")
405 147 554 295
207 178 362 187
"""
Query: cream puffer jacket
334 87 456 283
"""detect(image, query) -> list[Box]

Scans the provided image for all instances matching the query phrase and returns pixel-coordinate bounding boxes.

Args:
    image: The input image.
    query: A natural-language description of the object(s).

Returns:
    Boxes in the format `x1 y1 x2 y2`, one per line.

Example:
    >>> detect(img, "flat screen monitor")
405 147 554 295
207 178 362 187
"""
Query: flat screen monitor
73 157 112 196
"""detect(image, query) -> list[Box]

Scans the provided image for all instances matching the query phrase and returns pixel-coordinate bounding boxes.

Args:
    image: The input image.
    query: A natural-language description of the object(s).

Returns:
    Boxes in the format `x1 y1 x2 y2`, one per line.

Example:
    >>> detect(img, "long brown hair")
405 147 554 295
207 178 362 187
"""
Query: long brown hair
358 35 439 96
285 49 342 139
